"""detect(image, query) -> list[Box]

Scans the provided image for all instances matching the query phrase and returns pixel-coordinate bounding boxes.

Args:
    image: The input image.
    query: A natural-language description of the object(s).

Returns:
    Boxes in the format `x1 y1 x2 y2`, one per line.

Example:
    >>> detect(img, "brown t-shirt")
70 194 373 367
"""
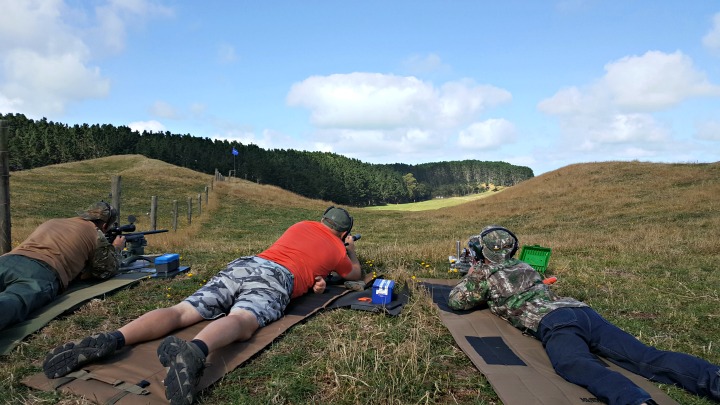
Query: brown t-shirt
7 217 120 290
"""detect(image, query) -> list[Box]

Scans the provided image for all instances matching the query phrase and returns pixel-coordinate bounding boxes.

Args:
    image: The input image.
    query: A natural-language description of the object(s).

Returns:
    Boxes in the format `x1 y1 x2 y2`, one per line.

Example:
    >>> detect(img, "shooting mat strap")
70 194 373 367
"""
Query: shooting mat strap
0 273 151 356
418 279 680 405
22 284 353 405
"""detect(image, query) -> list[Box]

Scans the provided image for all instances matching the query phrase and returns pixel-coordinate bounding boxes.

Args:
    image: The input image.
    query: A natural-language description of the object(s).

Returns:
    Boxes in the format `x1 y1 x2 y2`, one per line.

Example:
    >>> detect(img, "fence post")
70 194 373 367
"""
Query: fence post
173 200 178 232
150 196 158 230
111 176 122 220
197 193 202 216
187 197 192 225
205 186 209 205
0 120 11 253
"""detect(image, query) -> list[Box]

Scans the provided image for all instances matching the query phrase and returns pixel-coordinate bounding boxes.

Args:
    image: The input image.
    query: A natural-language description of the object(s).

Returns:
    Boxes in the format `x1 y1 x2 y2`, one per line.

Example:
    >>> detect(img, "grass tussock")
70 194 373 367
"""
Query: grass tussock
1 156 719 405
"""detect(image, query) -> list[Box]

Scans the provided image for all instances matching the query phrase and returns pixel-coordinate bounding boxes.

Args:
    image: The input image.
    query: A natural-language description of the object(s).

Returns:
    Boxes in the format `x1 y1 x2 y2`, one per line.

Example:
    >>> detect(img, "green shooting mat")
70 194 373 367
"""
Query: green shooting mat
0 272 151 356
23 284 353 405
419 278 680 405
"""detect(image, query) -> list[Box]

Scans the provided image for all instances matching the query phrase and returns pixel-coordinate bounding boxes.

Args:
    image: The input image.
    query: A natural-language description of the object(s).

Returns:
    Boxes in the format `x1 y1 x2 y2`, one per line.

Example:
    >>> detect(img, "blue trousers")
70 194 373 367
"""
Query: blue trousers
537 307 720 405
0 254 60 330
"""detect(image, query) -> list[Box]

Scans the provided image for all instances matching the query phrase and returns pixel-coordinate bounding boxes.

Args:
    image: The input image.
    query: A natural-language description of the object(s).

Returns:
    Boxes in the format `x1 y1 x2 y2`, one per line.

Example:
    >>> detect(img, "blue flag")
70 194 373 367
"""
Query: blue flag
232 147 238 156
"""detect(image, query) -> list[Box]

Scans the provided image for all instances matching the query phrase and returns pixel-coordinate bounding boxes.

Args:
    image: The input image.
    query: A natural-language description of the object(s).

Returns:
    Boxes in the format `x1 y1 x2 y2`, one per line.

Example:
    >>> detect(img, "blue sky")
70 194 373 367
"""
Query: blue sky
1 1 719 175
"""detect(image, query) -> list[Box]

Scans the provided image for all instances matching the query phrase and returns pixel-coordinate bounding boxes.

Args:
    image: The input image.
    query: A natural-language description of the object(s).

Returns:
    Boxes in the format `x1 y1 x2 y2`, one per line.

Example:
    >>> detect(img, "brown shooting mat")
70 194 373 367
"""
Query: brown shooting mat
419 279 680 405
23 284 353 405
0 273 151 356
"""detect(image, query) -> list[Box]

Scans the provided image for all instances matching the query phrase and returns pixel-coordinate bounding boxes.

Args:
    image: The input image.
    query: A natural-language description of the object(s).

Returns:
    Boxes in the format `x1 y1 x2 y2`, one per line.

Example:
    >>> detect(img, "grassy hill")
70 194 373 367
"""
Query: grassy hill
2 156 719 404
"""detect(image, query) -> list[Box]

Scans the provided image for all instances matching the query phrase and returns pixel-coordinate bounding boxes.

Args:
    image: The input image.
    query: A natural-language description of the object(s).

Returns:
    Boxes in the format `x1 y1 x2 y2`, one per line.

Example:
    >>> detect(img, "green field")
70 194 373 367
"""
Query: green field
363 192 500 211
2 156 719 405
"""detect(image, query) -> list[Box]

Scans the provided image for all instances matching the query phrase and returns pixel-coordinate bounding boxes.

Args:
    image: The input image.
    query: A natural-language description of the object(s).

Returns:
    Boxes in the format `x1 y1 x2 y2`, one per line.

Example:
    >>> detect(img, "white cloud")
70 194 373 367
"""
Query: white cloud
150 100 179 119
0 0 171 118
538 50 718 157
603 51 720 110
95 0 174 53
287 73 511 130
703 13 720 53
128 119 165 133
696 119 720 141
285 73 516 164
0 93 23 113
457 119 517 150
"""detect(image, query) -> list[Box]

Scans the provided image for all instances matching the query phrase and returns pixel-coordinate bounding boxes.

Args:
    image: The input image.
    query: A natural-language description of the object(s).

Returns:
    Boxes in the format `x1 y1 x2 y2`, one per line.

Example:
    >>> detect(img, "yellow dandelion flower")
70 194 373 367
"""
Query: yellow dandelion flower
166 294 171 298
411 275 416 280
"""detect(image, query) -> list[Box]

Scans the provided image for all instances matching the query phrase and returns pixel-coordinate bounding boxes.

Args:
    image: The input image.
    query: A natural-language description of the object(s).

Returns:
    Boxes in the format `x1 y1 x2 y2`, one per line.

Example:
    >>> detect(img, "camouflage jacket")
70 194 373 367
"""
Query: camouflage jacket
448 258 586 333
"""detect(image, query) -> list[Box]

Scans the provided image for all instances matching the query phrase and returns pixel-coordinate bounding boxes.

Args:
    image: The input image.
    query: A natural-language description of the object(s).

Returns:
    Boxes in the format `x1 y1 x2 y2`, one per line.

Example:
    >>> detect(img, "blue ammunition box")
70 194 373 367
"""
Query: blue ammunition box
372 278 395 305
155 253 180 274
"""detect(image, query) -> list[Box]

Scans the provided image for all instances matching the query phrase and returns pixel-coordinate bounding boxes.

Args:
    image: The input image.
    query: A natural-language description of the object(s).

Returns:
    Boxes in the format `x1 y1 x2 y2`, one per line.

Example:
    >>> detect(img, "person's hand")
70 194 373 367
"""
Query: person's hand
344 234 356 251
112 236 126 249
312 276 326 294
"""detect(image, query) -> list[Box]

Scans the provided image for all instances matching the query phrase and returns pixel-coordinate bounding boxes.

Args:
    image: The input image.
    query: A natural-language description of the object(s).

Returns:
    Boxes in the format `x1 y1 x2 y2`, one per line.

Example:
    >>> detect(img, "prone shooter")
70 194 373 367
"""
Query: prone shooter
105 215 168 268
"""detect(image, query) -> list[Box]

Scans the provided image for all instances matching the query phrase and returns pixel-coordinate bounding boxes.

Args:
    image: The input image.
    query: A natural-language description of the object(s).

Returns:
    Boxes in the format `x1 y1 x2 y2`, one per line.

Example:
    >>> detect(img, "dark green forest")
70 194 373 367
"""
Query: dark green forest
0 113 534 206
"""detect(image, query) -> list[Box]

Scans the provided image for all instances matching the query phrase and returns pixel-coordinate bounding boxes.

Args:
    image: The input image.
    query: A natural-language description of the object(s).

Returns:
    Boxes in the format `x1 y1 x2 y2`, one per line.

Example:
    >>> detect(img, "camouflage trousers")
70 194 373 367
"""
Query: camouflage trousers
184 256 294 327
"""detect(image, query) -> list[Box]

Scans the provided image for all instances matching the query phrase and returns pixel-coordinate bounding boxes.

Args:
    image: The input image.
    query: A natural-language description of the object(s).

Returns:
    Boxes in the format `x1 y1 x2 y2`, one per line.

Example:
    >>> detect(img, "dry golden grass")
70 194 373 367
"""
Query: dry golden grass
1 157 718 404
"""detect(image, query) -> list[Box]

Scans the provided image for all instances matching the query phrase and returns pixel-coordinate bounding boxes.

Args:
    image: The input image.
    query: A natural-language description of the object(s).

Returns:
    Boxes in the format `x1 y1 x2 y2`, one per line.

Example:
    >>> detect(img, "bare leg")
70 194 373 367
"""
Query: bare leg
119 302 204 345
192 309 259 352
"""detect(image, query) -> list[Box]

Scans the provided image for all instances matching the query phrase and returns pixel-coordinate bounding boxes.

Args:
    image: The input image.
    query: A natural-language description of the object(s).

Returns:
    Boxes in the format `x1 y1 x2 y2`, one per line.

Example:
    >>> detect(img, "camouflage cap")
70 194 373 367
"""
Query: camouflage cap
480 225 518 264
78 201 117 225
321 207 353 232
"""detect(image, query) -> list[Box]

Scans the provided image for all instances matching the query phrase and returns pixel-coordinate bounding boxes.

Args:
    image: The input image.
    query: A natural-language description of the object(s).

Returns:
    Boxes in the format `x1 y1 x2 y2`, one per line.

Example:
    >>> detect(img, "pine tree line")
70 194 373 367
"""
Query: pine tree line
0 113 534 206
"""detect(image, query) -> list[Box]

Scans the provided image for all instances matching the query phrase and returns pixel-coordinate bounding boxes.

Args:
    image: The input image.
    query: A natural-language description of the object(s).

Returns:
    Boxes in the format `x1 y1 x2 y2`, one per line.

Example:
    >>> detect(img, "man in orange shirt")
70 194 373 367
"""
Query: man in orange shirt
0 201 125 330
43 206 362 405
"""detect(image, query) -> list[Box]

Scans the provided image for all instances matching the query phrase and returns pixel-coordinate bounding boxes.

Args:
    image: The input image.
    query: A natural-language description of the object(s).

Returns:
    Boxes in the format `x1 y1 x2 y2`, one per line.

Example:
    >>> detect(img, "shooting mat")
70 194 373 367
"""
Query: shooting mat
419 279 680 405
0 272 151 356
23 284 354 405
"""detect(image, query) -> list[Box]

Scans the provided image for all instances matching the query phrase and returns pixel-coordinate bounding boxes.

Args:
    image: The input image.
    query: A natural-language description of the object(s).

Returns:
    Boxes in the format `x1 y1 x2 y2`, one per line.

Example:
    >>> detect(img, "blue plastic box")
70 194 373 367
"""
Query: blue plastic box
372 279 395 305
155 253 180 274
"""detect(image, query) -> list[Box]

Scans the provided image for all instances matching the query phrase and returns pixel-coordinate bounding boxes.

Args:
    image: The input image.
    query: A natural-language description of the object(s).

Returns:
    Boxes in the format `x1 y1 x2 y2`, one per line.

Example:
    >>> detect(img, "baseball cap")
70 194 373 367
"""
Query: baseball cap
321 207 353 232
78 201 118 225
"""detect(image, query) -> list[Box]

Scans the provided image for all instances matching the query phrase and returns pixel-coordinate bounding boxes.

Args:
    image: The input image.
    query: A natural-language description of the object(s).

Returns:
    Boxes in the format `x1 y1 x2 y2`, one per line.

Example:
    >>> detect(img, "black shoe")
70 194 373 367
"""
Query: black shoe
158 336 206 405
42 332 118 378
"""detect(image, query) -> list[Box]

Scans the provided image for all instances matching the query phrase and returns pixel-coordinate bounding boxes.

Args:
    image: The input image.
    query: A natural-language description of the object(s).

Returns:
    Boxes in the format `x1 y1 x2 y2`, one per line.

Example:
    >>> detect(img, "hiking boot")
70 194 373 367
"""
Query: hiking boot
344 280 366 291
158 336 206 405
42 332 118 378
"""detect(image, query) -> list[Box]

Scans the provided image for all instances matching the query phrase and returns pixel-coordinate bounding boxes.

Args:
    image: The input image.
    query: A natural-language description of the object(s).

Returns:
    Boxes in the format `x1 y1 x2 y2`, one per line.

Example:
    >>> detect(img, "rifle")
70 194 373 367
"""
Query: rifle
106 215 169 268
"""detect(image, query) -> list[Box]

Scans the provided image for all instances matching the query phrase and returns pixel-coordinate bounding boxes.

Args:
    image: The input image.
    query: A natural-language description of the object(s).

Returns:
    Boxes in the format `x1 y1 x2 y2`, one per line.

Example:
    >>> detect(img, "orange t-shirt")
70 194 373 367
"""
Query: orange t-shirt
257 221 352 298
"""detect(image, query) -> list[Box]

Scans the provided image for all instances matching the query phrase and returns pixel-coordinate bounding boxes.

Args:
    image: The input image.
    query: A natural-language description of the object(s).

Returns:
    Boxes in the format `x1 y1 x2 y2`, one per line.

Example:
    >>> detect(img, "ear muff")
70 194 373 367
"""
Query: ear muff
479 226 519 260
101 201 118 227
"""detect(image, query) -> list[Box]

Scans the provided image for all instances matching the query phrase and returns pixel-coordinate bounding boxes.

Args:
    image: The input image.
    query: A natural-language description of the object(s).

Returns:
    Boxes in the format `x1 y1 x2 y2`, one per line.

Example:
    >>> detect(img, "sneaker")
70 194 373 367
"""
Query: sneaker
42 332 118 378
158 336 206 405
344 280 366 291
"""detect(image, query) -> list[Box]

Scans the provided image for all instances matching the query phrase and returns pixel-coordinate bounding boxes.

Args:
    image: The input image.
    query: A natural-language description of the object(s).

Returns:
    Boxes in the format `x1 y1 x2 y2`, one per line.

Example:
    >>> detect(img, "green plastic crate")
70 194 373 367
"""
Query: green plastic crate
519 245 552 275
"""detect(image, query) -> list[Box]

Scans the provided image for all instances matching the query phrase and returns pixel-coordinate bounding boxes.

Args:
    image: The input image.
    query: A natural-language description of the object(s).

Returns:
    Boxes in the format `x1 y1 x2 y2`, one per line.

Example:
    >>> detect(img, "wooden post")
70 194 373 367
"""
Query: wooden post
197 193 202 216
150 196 158 230
111 176 122 221
187 197 192 225
0 121 11 253
172 200 178 232
205 186 209 204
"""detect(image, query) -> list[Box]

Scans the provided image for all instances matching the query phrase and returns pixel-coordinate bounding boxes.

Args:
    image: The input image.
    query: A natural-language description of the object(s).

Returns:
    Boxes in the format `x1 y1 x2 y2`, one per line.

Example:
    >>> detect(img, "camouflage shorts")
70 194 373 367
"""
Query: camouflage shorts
184 256 294 327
